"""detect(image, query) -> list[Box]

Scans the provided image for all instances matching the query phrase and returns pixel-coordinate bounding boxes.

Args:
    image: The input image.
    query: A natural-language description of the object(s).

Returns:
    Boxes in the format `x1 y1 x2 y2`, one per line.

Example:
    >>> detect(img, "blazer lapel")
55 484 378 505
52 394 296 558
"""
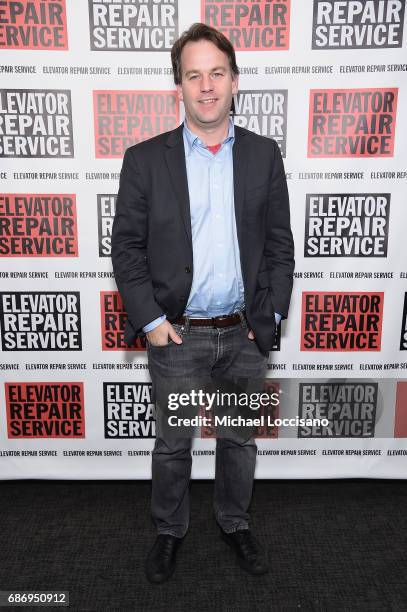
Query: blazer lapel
165 126 192 245
232 126 249 249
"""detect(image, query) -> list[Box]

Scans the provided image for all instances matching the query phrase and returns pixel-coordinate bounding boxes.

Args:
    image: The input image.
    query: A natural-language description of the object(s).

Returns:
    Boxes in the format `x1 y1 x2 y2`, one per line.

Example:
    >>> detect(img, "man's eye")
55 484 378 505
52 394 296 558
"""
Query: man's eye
189 75 199 80
213 73 223 78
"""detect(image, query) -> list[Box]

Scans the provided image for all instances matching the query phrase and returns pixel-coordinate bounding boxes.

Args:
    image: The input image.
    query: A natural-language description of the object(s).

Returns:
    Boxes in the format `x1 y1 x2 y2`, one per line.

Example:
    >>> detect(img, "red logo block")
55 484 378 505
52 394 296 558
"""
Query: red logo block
394 382 407 438
301 292 384 351
93 90 179 158
100 291 146 351
5 382 85 438
308 88 398 157
0 0 68 50
202 0 290 50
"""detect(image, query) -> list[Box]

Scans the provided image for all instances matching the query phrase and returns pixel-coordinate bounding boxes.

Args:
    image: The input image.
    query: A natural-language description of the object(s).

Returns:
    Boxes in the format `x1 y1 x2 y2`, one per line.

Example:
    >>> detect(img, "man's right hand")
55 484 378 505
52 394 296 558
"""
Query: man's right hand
146 320 183 347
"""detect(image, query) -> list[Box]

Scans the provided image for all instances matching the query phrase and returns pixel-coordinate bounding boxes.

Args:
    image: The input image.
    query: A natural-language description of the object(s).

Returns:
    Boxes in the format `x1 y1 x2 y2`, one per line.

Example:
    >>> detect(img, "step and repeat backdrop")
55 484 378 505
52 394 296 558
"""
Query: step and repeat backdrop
0 0 407 479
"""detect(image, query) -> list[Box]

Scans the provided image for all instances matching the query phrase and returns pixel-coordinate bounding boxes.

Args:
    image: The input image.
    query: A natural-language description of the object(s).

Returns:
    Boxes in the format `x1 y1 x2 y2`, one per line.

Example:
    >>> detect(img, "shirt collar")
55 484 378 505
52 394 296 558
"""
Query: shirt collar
183 116 235 156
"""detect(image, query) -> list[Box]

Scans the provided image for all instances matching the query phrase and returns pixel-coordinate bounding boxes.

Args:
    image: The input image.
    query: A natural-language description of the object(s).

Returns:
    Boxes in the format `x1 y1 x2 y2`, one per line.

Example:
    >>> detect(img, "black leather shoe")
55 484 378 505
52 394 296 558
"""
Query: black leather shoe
145 534 182 584
221 528 268 575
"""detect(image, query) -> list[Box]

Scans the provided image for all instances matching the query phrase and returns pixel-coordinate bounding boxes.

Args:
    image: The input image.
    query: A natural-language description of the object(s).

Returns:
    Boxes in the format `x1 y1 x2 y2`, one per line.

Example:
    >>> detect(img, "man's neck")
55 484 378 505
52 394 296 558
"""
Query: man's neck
184 117 229 146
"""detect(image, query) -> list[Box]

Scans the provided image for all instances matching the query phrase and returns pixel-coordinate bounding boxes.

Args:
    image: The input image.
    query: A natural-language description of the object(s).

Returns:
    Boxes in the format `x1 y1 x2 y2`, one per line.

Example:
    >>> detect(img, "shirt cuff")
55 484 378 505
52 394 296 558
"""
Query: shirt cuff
142 314 166 333
274 312 282 325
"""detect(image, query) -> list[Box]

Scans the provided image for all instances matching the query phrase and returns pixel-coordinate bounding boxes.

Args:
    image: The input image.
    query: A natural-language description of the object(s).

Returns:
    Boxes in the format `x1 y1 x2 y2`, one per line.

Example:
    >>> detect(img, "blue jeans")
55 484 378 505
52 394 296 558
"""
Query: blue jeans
147 316 268 538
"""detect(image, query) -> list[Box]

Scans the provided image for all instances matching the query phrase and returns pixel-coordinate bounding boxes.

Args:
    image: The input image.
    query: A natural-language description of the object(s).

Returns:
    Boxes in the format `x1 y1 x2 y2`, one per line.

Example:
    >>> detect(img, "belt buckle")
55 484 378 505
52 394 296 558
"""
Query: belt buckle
214 314 230 328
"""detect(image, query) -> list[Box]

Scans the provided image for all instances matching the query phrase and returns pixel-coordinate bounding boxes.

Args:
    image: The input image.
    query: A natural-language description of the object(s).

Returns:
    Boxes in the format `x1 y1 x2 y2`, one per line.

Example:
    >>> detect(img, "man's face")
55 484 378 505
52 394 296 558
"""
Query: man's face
176 39 239 132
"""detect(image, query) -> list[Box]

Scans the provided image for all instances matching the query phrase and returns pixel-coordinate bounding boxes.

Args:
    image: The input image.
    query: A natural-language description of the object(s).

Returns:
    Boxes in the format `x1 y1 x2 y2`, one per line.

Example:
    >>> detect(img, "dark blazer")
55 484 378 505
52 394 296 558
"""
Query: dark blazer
111 124 295 353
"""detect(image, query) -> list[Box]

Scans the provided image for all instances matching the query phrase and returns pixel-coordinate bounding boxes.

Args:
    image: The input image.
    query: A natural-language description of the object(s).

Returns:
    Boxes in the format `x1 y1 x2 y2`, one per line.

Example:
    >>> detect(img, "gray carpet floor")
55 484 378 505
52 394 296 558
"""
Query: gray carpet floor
0 479 406 611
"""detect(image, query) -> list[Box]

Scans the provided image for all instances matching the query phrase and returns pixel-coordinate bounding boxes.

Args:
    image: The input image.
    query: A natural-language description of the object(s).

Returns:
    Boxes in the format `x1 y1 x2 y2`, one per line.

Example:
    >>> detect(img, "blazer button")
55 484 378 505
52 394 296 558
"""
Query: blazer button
180 296 185 301
185 266 191 273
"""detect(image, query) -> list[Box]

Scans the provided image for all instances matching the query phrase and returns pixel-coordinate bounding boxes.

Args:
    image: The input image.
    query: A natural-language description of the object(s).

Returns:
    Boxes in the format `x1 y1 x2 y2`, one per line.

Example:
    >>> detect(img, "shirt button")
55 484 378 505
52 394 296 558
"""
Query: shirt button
215 214 220 219
218 273 223 278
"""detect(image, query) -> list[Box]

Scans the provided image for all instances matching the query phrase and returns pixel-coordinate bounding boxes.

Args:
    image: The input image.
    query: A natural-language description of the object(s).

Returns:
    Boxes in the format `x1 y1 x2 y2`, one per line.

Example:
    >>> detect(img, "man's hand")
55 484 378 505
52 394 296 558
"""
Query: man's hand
248 313 282 341
146 320 182 347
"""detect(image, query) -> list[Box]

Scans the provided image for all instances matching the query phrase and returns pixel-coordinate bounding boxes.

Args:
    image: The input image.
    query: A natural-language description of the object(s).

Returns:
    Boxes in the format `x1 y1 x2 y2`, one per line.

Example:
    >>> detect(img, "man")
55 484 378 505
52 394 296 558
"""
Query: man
111 23 294 583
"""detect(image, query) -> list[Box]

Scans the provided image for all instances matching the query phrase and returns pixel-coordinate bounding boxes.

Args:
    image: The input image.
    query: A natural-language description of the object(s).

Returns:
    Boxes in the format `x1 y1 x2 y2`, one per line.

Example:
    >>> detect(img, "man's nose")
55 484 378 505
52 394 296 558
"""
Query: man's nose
200 74 213 91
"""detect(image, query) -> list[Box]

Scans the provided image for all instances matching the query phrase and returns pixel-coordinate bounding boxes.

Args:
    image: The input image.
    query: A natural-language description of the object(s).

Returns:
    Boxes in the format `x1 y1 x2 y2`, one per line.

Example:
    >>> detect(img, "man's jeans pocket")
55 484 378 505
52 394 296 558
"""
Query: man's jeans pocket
147 324 184 349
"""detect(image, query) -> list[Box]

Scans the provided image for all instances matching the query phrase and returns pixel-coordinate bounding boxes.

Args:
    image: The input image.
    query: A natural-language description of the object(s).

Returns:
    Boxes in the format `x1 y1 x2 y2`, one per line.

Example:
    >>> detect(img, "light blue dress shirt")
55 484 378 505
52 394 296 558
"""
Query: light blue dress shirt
142 118 281 332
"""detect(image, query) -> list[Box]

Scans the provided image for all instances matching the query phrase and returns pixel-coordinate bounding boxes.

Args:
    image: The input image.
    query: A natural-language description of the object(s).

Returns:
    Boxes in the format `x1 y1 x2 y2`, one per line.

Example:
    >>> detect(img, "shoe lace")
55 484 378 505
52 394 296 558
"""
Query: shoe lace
236 531 259 559
156 536 177 556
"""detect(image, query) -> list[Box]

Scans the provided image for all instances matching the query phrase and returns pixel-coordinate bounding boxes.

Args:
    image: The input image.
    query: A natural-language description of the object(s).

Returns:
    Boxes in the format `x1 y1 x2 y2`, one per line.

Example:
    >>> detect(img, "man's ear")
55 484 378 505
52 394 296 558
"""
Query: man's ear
176 83 183 103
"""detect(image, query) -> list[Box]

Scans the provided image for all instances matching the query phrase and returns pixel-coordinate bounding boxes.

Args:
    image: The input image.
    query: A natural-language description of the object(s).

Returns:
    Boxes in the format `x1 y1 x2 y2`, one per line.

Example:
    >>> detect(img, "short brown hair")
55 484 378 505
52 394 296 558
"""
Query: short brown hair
171 22 239 85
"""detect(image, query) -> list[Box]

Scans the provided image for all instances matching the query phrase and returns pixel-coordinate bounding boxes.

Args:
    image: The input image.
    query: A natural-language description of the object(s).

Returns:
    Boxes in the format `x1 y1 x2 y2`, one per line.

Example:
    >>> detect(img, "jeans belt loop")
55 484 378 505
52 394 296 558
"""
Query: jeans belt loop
238 309 246 327
183 315 190 333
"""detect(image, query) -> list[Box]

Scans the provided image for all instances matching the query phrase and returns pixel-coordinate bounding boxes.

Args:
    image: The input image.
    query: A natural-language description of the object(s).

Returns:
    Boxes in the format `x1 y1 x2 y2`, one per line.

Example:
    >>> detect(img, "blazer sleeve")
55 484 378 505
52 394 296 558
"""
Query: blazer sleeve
111 146 164 334
264 140 295 319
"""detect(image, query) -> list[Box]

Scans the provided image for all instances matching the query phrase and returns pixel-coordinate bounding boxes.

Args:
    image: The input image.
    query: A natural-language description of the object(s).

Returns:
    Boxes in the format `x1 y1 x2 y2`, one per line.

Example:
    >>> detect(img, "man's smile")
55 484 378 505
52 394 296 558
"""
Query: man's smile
199 98 217 104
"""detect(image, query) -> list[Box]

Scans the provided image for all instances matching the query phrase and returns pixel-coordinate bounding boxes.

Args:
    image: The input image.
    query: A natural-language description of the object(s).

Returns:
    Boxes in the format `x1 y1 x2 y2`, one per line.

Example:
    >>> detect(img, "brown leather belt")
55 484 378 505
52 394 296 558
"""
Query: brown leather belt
172 311 244 328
